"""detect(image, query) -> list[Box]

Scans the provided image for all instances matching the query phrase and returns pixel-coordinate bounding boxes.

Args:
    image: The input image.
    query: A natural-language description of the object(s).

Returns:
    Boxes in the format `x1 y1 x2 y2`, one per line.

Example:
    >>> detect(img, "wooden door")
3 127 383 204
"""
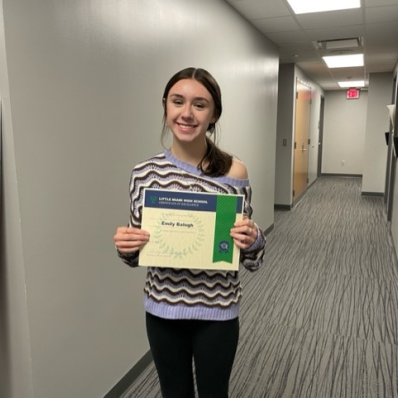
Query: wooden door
293 79 311 201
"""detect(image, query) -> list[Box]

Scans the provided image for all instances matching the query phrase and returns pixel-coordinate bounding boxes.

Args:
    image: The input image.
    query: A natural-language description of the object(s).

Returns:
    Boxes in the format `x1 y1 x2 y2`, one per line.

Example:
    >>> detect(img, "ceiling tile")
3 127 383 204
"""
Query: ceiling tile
266 30 308 44
281 50 319 62
295 61 331 73
364 0 398 6
366 63 396 72
366 52 398 60
366 46 398 56
365 34 398 47
365 5 398 23
279 48 318 57
305 25 364 41
226 0 291 19
226 0 398 90
329 72 366 82
279 42 315 52
366 58 396 70
251 16 300 33
366 55 397 63
365 21 398 36
296 9 363 29
329 66 365 76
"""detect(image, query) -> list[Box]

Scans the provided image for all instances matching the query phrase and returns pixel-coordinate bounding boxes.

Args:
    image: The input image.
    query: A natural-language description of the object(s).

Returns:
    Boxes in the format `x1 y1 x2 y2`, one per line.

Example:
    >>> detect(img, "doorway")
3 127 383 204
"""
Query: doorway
293 79 311 202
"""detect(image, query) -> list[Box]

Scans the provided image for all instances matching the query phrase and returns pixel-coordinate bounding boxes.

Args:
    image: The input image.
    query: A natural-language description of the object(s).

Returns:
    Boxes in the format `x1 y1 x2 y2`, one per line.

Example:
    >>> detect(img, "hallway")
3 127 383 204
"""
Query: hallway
124 176 398 398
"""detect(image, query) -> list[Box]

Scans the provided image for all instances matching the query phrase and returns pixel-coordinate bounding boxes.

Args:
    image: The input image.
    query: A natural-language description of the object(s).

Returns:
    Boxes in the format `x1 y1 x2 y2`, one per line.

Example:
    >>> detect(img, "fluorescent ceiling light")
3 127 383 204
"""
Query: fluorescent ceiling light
287 0 360 14
323 54 364 68
338 81 365 88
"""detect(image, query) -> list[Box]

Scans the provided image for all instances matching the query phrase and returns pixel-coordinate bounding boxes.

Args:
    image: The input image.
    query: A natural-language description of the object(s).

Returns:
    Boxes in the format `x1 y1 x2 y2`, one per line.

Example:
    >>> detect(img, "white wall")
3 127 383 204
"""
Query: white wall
322 91 368 175
0 1 279 398
389 66 398 257
0 2 34 397
362 73 393 194
274 64 324 206
275 64 295 205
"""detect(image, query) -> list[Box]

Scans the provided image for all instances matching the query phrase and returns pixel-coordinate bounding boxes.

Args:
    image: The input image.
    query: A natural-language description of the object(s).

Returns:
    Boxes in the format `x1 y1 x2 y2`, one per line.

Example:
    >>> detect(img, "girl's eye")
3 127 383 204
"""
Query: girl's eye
173 100 183 106
195 103 205 109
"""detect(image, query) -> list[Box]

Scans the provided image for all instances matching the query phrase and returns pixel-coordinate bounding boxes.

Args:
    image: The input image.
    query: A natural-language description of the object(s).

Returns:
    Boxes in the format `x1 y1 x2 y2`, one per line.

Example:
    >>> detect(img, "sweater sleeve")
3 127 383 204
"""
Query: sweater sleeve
239 185 266 272
117 168 143 268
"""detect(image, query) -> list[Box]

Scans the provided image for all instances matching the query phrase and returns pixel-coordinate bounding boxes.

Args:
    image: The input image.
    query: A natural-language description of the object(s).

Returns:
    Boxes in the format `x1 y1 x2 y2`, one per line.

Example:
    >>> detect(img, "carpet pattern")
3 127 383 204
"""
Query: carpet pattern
123 177 398 398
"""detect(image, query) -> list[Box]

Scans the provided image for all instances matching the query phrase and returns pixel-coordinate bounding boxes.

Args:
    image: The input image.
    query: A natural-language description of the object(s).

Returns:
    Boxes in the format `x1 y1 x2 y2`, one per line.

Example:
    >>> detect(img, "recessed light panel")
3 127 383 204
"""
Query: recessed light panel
338 81 365 88
287 0 360 14
323 54 364 68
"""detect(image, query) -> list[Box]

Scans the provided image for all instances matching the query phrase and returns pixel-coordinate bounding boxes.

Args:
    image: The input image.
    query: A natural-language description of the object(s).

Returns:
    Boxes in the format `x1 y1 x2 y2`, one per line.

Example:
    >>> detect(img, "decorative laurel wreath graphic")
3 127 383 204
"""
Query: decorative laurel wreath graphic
154 212 205 259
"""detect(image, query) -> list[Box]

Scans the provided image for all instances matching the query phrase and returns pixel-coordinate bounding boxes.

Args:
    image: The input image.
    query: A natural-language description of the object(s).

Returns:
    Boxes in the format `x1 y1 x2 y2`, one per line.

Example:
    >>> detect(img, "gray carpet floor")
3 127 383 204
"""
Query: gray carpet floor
123 176 398 398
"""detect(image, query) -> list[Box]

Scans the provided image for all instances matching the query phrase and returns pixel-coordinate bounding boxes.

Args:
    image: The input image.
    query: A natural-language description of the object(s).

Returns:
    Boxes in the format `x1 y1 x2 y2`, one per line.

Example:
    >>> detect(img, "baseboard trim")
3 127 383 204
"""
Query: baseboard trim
308 179 316 190
389 227 398 267
274 178 318 211
104 350 153 398
321 173 362 178
274 204 292 211
263 223 274 236
293 188 307 207
361 192 384 197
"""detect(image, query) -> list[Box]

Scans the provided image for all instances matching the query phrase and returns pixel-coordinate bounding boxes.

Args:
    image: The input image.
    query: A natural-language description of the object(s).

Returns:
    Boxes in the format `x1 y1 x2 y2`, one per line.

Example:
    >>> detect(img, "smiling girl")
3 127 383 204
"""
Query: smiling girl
114 67 266 398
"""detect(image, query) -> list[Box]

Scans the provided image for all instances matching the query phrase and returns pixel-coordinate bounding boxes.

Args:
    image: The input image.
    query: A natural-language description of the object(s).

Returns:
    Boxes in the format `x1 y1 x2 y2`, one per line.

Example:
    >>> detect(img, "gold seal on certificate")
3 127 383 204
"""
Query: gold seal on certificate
139 189 244 271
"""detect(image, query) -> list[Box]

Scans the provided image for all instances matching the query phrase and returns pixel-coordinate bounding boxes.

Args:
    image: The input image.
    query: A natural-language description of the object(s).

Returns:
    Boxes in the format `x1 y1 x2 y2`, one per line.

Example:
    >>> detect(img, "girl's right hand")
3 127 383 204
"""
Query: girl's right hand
114 226 150 253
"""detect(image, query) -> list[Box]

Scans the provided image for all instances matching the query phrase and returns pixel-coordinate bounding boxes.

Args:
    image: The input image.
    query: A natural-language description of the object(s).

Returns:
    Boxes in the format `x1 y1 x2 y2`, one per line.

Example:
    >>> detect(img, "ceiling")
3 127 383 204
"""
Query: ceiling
226 0 398 91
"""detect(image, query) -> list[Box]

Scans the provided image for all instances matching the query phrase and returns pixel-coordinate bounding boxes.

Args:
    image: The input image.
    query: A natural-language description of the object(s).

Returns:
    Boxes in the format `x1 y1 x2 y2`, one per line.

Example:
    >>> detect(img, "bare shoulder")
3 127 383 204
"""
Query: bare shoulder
227 158 249 179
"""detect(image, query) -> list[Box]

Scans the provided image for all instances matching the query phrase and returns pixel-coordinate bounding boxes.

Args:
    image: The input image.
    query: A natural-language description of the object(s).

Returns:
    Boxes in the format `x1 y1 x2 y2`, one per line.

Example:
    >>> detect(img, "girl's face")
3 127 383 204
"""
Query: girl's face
165 79 216 145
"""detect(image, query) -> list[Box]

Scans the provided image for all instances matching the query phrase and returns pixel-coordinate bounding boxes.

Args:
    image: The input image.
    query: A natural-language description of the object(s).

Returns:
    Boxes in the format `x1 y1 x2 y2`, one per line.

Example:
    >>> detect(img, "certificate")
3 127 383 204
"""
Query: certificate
139 189 244 271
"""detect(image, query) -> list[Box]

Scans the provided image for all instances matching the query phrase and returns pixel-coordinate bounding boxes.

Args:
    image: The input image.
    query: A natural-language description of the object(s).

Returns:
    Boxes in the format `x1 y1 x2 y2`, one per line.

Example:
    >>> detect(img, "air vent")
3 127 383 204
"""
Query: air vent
313 37 363 51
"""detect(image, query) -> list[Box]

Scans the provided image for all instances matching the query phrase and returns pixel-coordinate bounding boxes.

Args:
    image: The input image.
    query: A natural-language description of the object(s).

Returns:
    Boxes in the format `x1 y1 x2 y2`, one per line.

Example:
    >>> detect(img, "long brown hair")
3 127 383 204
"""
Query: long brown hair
161 67 232 177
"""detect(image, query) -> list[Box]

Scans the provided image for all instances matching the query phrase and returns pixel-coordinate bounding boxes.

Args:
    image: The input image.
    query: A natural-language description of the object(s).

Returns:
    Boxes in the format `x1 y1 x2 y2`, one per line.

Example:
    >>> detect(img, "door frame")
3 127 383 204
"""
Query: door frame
386 76 398 222
317 96 325 177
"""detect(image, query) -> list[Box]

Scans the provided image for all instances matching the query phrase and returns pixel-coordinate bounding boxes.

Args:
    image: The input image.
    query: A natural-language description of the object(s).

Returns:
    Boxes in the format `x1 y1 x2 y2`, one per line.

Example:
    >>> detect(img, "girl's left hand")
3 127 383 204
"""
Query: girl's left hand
230 218 258 249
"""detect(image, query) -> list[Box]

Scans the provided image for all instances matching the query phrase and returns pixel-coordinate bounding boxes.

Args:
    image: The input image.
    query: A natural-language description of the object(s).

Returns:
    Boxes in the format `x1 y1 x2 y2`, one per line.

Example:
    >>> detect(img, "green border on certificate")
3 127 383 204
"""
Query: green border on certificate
139 189 244 271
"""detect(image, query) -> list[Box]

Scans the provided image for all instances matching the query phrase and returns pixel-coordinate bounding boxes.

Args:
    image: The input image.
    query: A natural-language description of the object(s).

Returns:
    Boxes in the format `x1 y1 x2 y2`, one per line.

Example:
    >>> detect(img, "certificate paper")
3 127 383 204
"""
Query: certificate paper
139 189 244 271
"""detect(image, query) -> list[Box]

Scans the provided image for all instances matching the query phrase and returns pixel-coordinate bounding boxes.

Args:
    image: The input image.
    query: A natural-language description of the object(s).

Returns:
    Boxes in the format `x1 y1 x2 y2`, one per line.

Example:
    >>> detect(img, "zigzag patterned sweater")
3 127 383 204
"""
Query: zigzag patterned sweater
118 149 266 320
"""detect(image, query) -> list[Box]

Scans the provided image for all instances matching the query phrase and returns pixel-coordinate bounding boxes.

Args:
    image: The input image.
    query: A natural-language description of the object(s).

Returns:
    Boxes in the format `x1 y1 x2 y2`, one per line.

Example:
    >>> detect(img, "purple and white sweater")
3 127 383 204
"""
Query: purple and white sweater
118 149 266 321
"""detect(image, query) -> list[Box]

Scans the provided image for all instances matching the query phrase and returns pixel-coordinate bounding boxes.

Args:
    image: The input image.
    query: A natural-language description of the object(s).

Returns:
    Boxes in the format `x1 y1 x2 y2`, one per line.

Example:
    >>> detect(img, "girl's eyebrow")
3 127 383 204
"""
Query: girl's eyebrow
169 93 210 103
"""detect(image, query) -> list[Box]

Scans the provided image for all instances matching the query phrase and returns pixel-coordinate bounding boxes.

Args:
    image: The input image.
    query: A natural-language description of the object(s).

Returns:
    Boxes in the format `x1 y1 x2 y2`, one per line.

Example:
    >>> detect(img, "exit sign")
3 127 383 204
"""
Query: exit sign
347 88 360 99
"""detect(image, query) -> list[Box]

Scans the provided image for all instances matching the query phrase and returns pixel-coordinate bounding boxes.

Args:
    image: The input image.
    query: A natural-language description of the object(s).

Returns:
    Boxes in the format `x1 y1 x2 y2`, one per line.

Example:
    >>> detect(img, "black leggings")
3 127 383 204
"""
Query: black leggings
146 312 239 398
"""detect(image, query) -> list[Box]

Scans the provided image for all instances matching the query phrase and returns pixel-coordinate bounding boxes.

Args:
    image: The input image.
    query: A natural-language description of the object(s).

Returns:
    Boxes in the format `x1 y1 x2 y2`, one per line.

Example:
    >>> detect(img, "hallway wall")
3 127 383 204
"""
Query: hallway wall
274 64 295 206
362 72 393 194
0 1 279 398
389 65 398 257
0 2 33 398
322 90 368 175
